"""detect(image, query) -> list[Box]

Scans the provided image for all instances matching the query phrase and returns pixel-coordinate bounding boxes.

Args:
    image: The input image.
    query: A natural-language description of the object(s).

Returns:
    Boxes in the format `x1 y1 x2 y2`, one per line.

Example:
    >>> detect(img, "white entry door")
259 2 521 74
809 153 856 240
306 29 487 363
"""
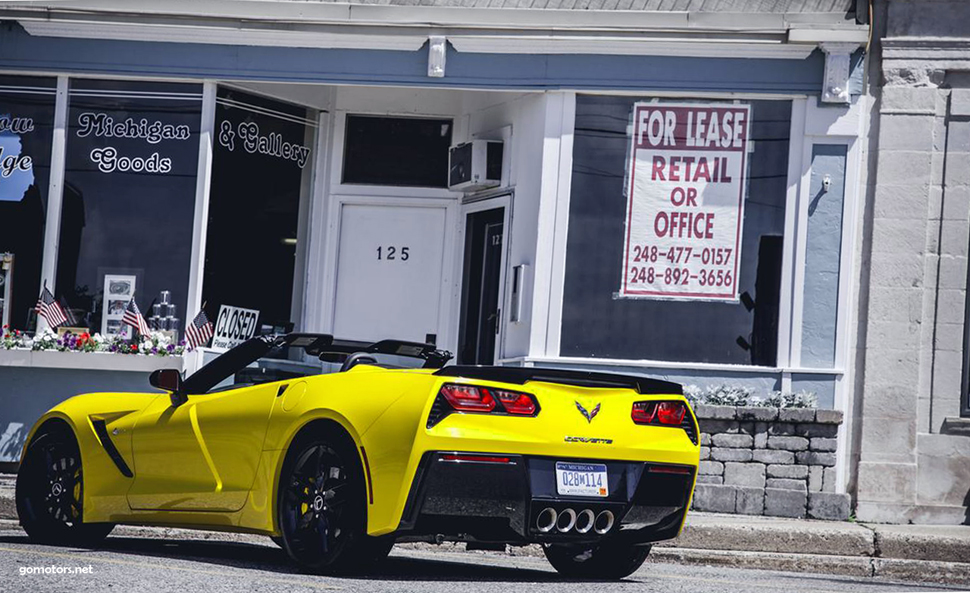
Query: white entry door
331 202 450 344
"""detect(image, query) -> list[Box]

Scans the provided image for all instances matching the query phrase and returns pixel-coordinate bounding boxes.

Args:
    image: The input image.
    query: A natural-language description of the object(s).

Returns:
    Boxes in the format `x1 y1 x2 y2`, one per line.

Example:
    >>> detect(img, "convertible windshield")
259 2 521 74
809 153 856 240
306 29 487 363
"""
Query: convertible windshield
182 334 450 394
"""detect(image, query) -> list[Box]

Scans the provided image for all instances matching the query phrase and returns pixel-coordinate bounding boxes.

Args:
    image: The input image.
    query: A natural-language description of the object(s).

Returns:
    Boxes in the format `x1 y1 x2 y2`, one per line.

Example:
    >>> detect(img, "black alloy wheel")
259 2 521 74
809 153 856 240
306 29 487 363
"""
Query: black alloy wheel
16 425 114 545
543 542 651 580
277 434 393 574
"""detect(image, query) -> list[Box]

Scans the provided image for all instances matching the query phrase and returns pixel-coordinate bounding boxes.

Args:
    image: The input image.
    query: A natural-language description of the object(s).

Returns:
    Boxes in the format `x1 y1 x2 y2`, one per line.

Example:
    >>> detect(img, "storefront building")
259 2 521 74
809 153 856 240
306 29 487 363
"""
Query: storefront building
0 1 876 513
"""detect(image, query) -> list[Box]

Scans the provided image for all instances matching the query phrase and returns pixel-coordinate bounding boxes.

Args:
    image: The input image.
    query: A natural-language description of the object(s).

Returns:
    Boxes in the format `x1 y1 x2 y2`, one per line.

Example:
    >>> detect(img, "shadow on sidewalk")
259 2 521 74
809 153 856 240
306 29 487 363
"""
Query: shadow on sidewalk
0 534 574 583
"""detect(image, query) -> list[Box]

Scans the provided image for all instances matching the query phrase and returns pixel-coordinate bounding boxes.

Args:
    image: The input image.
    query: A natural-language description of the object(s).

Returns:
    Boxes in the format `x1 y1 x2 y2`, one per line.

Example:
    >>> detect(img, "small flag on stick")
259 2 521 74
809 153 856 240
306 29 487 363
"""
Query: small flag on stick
185 309 214 349
122 296 151 337
35 286 67 328
59 296 79 327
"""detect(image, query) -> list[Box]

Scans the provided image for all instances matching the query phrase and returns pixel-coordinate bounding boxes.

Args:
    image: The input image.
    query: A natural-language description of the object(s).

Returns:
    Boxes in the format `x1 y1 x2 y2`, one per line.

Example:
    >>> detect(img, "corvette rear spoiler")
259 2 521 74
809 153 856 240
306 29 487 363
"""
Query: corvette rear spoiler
306 337 453 368
433 366 683 395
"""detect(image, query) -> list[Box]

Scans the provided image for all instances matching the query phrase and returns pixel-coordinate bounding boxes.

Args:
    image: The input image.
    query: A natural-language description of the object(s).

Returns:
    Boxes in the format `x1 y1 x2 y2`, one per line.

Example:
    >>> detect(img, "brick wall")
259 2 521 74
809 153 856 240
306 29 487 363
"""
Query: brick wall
691 404 850 520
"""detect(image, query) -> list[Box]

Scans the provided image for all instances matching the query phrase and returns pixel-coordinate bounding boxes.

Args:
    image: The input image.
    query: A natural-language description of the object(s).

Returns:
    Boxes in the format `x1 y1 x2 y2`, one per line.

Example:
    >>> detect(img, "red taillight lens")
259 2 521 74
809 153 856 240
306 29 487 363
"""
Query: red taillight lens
494 389 537 415
439 384 495 412
631 401 658 424
436 384 539 417
656 401 687 425
632 400 688 425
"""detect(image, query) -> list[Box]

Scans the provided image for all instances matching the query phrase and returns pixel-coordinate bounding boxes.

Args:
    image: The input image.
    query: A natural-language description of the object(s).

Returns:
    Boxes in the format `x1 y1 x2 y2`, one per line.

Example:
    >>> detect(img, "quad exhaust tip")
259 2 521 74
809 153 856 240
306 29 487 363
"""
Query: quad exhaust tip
536 507 557 533
594 510 615 534
556 508 577 533
537 507 614 534
575 509 595 534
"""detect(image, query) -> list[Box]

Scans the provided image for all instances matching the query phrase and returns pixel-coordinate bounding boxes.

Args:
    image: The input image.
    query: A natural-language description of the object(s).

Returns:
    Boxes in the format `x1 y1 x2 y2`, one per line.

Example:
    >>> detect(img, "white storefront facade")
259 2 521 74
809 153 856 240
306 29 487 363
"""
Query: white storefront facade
0 0 883 516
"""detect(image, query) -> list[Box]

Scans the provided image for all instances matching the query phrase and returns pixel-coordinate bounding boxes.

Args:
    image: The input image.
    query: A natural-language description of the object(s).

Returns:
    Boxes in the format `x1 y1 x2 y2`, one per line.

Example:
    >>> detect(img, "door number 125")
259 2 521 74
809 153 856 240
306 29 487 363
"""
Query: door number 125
376 246 410 261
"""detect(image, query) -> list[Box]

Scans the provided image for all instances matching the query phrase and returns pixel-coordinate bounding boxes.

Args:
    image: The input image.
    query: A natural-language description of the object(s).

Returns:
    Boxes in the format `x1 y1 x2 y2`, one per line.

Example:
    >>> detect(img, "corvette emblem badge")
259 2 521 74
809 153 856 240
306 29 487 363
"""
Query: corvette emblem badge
575 401 601 423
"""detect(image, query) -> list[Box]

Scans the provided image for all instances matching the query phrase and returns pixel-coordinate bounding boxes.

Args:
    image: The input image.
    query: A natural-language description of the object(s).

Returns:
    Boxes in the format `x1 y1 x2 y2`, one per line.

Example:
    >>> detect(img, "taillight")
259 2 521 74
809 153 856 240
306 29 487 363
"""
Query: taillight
439 384 495 412
494 389 537 415
656 401 687 425
632 400 688 426
435 383 539 419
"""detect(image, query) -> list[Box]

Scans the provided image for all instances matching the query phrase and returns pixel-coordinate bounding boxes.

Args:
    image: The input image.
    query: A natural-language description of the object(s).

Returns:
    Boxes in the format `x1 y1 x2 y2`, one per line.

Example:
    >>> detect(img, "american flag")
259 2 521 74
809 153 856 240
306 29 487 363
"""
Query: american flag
59 296 79 327
35 286 68 328
122 297 151 337
185 309 213 349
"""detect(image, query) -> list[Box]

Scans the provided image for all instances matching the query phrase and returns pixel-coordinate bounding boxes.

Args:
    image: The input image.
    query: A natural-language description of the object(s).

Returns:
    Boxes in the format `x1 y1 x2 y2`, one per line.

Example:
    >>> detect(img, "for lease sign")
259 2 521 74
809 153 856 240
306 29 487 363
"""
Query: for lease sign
619 102 751 301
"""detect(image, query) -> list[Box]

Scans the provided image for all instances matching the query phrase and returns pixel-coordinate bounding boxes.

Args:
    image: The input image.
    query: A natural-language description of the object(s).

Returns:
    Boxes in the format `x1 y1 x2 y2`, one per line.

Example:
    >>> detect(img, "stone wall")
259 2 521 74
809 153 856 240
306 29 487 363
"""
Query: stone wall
853 0 970 525
690 404 850 520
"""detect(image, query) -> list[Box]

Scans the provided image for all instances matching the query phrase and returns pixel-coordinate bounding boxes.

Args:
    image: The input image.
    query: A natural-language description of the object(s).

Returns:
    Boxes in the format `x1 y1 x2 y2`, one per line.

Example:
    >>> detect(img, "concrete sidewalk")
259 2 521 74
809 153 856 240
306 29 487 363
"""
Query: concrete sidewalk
653 513 970 585
2 474 969 584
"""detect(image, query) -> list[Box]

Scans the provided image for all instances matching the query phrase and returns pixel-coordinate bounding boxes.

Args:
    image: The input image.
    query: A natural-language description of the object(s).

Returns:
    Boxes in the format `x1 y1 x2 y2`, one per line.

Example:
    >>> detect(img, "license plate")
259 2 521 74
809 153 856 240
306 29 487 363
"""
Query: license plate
555 462 609 497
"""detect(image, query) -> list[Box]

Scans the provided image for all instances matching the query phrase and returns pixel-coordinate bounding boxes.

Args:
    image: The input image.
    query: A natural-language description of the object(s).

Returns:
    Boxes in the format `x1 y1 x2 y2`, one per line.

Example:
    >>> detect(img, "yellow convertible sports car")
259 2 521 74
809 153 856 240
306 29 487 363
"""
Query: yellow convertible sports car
16 333 699 579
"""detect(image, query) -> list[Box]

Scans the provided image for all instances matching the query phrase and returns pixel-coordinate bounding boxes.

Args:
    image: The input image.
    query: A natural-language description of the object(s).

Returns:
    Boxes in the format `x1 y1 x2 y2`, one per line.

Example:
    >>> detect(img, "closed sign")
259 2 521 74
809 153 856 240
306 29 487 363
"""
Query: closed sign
211 305 259 351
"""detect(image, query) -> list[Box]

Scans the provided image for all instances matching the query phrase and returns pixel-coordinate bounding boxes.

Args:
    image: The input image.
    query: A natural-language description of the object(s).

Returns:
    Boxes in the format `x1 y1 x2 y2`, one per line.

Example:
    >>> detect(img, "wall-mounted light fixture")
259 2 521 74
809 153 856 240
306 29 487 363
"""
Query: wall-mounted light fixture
428 36 446 78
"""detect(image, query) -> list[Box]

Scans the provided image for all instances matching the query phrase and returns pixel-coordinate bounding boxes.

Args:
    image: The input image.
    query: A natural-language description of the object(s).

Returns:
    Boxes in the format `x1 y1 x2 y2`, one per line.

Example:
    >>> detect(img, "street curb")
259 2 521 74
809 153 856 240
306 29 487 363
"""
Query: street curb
649 547 970 586
662 513 876 557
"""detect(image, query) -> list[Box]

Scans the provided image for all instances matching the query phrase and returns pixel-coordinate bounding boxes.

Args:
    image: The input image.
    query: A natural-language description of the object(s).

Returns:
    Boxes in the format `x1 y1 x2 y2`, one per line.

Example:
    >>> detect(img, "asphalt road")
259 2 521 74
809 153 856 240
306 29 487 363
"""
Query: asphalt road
0 526 961 593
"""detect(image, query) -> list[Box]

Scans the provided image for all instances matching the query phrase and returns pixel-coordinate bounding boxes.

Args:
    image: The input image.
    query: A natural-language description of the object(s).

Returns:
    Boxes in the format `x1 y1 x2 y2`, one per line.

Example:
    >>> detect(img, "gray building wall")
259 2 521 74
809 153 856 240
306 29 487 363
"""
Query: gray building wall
855 0 970 524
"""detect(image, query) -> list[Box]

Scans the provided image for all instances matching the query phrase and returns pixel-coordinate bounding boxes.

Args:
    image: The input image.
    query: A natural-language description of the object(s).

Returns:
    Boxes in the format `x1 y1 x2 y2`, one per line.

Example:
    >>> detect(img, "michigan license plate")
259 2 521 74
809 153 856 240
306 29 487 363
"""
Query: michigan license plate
555 462 609 497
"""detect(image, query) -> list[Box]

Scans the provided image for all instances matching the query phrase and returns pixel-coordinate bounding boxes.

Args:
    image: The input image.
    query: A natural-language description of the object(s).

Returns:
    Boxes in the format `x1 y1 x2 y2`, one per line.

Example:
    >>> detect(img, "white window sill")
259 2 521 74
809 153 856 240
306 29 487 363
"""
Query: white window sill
0 349 184 373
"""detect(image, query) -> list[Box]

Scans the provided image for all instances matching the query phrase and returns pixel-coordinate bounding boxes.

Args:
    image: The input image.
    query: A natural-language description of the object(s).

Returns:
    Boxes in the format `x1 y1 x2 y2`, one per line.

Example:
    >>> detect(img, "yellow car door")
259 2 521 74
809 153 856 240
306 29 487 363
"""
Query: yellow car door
126 382 277 512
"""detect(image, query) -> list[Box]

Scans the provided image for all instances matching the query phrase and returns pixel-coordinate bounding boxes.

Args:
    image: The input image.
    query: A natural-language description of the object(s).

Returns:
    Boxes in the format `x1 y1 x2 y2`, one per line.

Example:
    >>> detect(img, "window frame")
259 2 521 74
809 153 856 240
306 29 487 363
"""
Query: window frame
329 110 459 200
530 91 865 381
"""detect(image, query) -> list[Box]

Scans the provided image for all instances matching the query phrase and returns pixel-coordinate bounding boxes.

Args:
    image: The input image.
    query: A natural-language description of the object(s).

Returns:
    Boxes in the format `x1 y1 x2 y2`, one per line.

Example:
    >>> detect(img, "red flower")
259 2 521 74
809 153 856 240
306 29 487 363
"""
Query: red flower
131 344 138 352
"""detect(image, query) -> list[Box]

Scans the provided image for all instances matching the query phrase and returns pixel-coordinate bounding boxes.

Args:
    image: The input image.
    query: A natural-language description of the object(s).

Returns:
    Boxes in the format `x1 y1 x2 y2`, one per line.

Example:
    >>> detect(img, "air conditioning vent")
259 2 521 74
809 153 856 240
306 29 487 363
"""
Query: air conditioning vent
448 140 503 192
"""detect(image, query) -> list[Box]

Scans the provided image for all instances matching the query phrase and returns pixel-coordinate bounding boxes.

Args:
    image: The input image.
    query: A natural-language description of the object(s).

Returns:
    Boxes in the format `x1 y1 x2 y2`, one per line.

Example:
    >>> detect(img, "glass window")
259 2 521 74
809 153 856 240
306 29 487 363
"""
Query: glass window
203 87 313 330
56 80 202 337
0 75 56 330
560 95 792 366
342 115 452 187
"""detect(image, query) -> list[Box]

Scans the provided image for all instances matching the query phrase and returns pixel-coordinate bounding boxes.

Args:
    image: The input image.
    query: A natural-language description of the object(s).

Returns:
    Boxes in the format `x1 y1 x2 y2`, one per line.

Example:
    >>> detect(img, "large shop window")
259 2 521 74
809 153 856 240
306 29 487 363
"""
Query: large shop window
0 76 56 330
56 80 202 336
202 88 313 330
561 96 792 366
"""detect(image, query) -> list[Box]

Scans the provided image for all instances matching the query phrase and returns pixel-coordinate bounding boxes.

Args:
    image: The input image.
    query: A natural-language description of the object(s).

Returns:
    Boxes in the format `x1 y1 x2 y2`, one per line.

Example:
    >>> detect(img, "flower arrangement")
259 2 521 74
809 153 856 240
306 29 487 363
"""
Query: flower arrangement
684 383 817 409
1 325 188 356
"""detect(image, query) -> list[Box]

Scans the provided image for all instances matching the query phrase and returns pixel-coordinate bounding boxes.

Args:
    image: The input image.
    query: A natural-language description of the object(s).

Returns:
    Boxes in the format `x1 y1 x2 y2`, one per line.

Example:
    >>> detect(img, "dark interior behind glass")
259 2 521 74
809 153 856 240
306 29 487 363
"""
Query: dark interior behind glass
560 96 791 366
202 87 309 330
56 79 201 332
0 75 55 330
342 115 452 187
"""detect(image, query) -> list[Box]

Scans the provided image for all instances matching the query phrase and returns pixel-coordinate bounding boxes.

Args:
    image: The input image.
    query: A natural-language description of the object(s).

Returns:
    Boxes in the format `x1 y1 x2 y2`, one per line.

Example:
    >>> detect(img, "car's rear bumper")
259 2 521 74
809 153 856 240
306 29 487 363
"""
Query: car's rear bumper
395 451 695 546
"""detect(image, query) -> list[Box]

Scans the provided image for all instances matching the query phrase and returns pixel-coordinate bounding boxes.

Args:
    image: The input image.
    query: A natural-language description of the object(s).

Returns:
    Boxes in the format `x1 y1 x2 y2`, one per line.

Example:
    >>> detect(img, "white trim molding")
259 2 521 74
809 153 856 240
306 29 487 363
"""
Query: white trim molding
37 75 69 331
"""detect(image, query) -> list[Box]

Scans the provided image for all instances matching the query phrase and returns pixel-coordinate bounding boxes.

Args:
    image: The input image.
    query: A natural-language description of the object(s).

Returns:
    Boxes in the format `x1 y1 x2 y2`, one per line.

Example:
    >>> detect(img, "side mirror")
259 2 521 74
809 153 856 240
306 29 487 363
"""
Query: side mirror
149 369 187 407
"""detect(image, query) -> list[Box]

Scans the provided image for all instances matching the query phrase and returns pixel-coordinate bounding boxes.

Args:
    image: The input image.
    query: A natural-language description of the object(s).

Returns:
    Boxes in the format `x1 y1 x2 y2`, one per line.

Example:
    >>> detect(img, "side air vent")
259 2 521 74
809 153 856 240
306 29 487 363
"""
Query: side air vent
91 419 133 478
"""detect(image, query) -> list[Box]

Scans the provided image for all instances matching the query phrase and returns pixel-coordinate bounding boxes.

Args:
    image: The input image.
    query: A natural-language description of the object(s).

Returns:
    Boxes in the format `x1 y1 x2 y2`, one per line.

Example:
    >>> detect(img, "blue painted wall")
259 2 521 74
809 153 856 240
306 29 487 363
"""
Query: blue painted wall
0 367 159 462
801 144 848 368
0 21 831 93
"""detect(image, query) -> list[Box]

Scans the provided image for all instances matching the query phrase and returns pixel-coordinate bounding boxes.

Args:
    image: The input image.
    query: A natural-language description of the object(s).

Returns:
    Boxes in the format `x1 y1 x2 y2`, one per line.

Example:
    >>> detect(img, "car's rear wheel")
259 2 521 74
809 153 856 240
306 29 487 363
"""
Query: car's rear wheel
543 542 651 580
277 431 393 574
16 423 114 546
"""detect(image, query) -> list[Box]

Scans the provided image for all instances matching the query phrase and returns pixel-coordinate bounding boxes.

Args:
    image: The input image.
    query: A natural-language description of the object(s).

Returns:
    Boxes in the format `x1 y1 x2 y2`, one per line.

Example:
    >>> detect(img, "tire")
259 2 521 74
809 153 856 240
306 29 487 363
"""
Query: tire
276 429 393 574
15 423 114 546
543 542 651 580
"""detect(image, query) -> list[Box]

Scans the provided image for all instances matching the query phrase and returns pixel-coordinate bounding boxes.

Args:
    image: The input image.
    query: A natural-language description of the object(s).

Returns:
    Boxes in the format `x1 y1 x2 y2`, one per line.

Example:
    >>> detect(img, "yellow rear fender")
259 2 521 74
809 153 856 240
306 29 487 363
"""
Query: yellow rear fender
240 408 367 535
